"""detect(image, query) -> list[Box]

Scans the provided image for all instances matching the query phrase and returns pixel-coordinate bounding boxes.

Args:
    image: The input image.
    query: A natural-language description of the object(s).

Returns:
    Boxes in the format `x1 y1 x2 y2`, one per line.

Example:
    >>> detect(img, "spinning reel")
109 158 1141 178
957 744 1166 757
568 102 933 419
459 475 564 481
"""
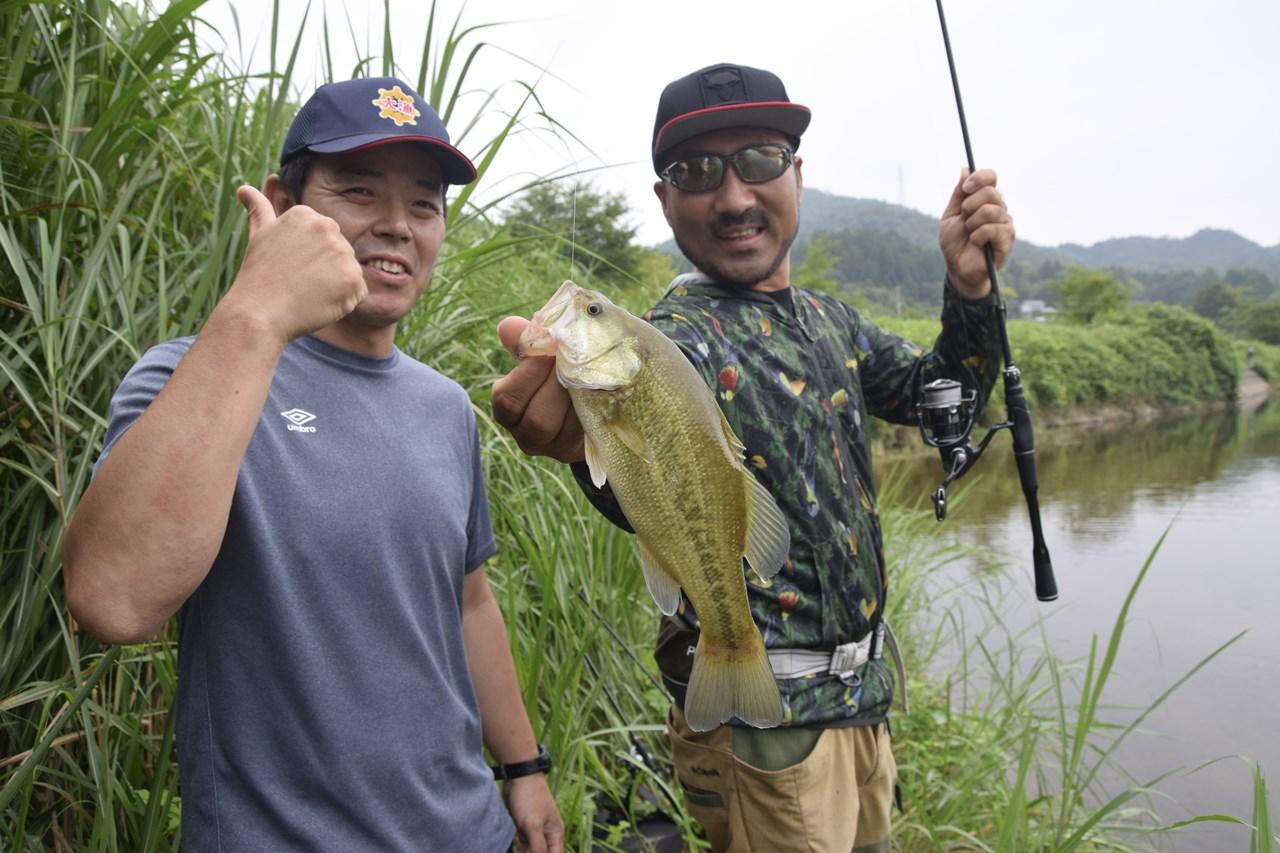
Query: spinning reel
915 377 1009 522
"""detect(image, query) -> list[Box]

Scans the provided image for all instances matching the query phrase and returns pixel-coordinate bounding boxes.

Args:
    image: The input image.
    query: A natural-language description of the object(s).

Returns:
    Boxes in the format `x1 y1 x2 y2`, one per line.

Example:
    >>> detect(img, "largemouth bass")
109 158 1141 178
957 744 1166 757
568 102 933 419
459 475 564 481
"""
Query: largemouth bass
518 281 790 731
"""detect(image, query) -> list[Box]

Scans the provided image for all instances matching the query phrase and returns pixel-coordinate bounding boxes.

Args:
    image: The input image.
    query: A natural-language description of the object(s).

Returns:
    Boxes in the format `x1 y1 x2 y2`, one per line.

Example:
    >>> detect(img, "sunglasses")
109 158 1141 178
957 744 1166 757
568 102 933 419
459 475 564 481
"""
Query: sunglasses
659 143 795 192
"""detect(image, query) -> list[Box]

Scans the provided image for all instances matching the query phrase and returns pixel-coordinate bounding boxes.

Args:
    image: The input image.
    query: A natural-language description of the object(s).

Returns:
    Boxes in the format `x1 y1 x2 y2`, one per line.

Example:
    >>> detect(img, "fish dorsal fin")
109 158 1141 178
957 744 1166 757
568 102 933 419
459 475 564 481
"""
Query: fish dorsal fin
608 415 653 464
743 474 790 581
717 405 746 451
637 539 682 616
584 432 607 488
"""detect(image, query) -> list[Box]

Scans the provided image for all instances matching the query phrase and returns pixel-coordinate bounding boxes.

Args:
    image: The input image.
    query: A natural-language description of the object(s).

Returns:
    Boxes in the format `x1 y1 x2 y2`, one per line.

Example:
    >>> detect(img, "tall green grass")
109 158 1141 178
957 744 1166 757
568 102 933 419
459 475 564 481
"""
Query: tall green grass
0 0 572 846
1 2 256 845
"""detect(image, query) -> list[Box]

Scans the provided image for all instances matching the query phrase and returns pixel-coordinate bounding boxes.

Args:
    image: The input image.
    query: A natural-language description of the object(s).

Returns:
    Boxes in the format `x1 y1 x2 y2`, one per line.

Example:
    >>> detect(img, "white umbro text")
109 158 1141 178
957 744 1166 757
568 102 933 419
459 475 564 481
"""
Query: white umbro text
280 408 317 433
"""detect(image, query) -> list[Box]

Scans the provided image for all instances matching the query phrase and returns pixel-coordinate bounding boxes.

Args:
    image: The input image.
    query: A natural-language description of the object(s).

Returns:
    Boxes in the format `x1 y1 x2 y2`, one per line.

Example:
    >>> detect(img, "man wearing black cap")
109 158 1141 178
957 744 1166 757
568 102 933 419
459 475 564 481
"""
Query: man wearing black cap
63 77 563 852
492 62 1012 852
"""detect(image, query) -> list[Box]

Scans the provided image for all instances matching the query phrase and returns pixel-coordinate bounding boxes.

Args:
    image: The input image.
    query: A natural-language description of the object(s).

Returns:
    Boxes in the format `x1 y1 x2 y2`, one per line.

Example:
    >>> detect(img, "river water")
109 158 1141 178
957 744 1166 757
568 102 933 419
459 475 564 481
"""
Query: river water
880 396 1280 851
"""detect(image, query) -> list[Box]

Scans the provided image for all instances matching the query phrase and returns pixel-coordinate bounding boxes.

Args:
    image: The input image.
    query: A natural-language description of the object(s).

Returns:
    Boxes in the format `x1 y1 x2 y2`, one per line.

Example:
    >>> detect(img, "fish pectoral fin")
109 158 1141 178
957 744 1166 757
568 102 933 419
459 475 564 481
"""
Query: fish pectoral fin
607 416 653 464
637 539 682 616
584 432 608 488
744 473 791 581
718 406 746 452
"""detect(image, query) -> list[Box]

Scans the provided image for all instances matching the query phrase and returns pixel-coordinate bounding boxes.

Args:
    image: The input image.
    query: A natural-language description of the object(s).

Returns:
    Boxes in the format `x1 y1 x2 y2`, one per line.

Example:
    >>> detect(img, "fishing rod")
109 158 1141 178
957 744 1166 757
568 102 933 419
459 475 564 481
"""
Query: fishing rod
918 0 1058 602
576 591 686 845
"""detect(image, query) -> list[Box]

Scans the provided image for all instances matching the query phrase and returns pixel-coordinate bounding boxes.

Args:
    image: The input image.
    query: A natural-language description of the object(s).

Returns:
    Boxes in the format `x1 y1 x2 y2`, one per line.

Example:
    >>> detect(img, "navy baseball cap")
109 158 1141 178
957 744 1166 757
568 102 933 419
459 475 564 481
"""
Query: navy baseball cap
281 76 476 185
652 63 811 173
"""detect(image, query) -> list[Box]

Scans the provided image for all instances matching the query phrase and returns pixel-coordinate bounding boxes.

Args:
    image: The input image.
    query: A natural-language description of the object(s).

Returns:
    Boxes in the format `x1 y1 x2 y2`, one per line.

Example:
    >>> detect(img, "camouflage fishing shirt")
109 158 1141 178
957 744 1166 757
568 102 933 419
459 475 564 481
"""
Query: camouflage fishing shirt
577 272 1001 727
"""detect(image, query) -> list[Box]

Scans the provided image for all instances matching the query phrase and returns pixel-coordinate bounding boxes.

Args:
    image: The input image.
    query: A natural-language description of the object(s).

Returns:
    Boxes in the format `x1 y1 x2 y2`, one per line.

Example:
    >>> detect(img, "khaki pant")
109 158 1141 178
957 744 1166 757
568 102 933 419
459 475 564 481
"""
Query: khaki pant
668 705 895 853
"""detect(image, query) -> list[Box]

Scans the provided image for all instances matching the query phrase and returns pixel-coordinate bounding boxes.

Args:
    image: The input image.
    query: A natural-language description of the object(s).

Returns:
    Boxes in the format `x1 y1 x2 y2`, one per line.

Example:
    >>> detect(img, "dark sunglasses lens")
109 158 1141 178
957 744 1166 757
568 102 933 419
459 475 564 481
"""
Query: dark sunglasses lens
670 155 723 191
736 145 790 183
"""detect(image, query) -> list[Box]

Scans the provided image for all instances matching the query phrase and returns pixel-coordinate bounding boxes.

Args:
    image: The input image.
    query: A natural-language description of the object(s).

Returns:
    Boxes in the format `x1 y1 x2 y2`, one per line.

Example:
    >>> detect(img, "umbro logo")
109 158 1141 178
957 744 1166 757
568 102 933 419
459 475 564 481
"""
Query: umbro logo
280 408 317 433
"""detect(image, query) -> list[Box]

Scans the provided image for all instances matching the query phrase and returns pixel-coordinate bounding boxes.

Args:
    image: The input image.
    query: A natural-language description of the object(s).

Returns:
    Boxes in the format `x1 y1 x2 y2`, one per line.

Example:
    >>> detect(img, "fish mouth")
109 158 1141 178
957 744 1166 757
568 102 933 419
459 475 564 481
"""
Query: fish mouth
516 280 578 358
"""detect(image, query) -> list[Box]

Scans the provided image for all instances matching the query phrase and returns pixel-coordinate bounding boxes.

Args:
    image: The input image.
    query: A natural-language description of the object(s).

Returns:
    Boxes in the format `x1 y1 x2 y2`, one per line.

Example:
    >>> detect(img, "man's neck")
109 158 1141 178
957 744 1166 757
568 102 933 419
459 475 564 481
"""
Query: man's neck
310 321 397 359
750 248 792 292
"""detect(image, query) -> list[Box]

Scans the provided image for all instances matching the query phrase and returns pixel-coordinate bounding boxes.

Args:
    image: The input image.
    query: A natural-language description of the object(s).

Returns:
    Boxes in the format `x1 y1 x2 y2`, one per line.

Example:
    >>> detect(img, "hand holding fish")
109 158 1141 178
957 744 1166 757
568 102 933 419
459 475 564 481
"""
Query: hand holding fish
511 282 791 732
938 167 1016 299
492 316 587 463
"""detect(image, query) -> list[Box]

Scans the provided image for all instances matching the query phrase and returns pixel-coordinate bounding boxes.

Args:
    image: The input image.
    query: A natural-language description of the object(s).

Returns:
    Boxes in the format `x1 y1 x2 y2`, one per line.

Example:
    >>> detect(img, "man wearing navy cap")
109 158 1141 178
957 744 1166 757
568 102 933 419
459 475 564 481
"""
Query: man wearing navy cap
492 62 1014 851
63 77 563 852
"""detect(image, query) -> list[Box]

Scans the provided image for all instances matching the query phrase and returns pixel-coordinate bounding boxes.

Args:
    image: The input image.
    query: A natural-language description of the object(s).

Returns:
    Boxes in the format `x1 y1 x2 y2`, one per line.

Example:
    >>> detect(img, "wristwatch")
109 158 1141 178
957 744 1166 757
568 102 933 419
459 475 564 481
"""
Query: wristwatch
491 743 552 781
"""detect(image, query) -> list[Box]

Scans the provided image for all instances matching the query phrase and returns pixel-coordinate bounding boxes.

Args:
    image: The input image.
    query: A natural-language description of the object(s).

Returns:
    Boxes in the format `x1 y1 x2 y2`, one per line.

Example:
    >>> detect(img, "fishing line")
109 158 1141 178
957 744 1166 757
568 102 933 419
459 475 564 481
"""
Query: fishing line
569 179 579 279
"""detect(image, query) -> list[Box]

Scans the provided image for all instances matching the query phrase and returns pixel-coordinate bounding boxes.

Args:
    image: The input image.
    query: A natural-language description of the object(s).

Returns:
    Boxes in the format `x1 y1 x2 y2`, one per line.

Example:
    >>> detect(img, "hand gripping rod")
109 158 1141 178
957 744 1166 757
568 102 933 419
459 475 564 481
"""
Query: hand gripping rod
935 0 1058 601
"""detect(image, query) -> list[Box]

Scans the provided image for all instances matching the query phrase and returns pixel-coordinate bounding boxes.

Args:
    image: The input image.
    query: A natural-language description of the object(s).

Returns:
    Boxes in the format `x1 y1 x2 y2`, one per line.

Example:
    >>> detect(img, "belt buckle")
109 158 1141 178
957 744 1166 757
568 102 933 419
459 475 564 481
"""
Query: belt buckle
829 638 866 685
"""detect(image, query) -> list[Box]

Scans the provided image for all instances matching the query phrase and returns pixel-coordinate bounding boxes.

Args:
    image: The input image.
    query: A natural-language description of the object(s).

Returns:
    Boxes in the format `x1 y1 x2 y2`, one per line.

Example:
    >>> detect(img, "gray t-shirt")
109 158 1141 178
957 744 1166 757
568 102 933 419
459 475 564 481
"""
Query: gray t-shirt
97 334 511 851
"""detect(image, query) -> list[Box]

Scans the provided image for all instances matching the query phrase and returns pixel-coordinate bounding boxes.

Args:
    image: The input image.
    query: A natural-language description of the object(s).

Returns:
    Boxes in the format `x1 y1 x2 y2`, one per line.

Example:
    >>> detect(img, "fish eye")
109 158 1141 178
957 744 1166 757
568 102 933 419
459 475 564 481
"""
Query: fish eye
587 302 603 316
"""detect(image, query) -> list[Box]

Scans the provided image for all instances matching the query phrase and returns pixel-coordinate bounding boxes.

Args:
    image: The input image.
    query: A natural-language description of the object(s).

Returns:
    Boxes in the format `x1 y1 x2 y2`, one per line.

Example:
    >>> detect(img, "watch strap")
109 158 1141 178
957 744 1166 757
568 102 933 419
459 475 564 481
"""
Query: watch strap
492 743 551 781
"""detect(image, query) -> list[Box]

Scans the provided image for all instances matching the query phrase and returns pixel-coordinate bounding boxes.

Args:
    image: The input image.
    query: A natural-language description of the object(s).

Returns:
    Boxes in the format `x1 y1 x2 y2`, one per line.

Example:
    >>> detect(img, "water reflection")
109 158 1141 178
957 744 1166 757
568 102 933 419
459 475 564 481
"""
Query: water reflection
881 398 1280 543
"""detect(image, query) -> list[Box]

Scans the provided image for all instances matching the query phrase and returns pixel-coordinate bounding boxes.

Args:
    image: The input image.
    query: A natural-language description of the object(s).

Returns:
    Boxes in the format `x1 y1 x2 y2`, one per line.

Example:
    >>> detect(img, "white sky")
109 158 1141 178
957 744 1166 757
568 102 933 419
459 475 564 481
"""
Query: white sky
199 0 1280 249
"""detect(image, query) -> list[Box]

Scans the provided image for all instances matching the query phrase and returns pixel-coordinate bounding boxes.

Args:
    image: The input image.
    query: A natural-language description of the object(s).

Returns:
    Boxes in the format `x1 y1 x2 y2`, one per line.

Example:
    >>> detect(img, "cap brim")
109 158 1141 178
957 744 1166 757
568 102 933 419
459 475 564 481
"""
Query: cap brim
653 102 811 172
307 133 478 185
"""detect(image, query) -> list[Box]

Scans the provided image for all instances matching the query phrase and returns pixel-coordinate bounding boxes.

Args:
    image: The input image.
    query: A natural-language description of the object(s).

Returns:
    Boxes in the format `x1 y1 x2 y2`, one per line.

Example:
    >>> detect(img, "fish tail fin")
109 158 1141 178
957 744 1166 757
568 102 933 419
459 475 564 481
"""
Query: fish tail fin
683 634 784 732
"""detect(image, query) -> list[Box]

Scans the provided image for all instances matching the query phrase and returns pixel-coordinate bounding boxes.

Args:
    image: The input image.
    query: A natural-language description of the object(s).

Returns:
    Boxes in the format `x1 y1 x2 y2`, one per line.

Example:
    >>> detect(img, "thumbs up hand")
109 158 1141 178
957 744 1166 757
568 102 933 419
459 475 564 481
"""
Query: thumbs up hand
217 185 368 345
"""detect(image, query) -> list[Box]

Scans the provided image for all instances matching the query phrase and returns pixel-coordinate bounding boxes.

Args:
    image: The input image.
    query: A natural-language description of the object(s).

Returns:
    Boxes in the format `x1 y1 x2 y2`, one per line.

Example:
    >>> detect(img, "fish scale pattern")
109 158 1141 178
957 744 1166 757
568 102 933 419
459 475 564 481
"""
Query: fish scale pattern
636 274 1003 727
571 319 784 728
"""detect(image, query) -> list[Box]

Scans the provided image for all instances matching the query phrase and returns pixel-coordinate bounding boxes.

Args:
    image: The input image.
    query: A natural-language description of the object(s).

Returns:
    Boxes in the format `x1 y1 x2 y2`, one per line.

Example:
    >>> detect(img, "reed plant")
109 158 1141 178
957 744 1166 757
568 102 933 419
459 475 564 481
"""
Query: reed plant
0 0 578 846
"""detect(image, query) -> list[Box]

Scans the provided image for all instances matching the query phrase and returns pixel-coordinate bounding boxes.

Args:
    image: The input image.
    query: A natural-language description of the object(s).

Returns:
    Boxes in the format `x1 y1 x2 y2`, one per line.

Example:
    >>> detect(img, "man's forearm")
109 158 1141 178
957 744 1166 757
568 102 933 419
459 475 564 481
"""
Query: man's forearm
461 570 540 764
933 277 1003 410
62 308 284 643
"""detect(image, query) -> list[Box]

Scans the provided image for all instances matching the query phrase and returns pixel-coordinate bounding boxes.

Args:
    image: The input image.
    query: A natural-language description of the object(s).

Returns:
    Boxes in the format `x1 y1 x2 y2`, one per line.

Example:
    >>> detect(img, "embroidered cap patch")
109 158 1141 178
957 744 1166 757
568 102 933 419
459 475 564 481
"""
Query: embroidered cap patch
371 85 421 127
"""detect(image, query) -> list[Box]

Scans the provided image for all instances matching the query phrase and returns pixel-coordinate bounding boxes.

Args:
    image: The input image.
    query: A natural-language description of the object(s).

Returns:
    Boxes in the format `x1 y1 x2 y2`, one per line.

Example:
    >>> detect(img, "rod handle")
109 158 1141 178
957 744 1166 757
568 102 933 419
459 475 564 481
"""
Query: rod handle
1005 369 1058 601
1034 536 1058 602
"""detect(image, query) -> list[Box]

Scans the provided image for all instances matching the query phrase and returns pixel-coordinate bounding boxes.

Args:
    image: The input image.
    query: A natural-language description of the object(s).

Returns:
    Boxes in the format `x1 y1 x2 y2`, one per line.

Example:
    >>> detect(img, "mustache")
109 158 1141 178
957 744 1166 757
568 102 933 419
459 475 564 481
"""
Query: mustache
712 209 768 234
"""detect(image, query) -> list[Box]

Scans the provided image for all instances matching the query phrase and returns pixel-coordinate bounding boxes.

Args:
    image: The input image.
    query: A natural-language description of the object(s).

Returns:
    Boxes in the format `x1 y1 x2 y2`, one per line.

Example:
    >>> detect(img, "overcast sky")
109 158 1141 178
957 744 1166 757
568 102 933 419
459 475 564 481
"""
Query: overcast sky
202 0 1279 249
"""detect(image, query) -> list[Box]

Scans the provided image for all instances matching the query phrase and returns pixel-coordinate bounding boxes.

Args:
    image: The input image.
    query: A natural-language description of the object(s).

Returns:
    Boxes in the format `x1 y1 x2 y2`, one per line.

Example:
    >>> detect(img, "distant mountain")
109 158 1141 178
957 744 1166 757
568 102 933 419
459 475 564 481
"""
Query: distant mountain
655 188 1279 280
796 189 938 248
1056 228 1280 278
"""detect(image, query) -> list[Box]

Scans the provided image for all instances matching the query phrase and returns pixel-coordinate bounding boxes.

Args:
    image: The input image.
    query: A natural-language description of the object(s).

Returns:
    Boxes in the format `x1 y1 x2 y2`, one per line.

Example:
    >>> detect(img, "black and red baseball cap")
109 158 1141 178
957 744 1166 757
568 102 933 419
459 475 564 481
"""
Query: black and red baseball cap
281 76 476 185
651 63 811 174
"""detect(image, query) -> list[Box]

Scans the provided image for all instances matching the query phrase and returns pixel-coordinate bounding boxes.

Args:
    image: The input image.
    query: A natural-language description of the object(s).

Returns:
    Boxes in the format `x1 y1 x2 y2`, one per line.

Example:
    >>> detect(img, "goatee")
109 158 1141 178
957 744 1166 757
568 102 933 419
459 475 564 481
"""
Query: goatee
674 210 799 290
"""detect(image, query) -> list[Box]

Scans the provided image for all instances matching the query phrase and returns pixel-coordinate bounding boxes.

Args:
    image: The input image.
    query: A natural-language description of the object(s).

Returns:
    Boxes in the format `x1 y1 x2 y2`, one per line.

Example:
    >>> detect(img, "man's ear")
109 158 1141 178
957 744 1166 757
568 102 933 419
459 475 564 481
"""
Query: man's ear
264 174 295 216
653 180 673 227
794 156 804 202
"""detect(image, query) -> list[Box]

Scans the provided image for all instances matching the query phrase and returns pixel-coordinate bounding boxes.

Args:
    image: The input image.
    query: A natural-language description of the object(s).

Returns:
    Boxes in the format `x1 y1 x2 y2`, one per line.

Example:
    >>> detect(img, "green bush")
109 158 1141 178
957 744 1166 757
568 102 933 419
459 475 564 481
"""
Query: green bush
877 303 1246 415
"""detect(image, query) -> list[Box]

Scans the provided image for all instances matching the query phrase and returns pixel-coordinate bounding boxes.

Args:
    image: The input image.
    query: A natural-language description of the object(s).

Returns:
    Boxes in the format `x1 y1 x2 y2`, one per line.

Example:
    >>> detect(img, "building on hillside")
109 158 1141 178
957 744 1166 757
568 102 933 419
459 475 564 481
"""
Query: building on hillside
1019 299 1058 322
